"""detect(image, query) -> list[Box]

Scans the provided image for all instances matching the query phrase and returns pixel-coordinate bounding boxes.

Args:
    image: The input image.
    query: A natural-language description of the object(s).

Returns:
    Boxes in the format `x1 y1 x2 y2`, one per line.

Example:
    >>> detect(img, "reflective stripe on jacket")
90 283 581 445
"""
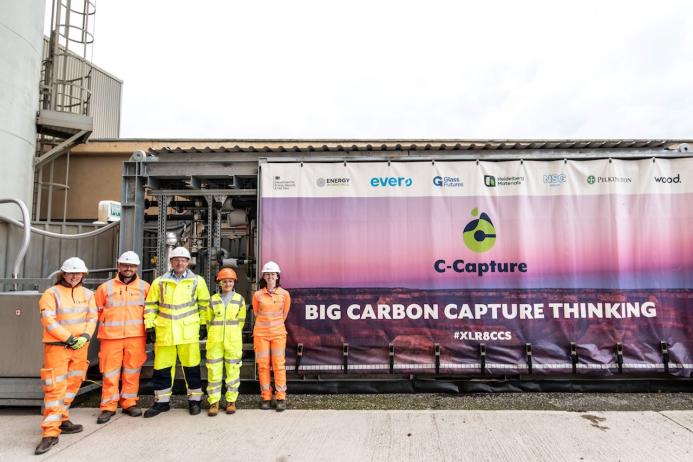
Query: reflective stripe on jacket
252 287 290 337
207 292 245 348
95 276 150 339
39 284 98 343
144 271 210 346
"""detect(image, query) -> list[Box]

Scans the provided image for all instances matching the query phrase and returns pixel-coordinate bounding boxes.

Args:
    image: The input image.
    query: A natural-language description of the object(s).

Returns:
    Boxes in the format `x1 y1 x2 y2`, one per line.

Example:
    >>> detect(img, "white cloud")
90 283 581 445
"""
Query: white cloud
85 0 693 139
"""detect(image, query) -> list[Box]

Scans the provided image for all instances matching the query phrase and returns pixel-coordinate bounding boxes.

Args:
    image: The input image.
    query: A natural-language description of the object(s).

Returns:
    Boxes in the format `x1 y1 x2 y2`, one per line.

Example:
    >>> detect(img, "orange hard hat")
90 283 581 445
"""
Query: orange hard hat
216 267 237 281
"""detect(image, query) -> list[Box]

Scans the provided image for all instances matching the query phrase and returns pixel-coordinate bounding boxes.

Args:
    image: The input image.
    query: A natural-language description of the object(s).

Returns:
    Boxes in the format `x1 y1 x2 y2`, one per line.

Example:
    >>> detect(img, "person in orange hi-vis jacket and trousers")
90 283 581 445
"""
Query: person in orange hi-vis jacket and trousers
35 257 98 455
93 251 150 424
252 261 291 412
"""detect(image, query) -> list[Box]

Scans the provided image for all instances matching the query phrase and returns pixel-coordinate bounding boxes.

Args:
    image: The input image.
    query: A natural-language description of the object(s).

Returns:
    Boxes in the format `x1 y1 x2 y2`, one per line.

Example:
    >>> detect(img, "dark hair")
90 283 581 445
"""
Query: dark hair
259 275 281 289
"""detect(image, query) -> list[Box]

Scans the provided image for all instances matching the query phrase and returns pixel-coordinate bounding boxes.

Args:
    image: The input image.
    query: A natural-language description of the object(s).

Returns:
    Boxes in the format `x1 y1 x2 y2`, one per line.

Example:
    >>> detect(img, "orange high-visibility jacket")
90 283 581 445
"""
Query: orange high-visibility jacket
94 276 150 339
252 287 291 337
39 284 98 343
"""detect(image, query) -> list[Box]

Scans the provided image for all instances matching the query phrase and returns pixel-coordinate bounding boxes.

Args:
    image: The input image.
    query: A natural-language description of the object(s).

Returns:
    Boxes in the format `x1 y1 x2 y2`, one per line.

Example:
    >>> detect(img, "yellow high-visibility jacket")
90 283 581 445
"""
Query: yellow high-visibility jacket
144 270 210 346
206 291 245 350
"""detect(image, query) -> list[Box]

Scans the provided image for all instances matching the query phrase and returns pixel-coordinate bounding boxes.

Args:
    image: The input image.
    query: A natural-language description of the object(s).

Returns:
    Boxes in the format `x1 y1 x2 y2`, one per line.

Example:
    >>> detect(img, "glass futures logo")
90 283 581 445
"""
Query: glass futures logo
463 208 496 253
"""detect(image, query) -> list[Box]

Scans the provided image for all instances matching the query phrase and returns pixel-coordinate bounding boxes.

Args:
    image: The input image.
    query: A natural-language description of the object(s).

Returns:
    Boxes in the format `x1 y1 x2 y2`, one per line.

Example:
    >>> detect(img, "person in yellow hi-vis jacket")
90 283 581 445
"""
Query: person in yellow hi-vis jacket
205 267 246 416
143 247 210 417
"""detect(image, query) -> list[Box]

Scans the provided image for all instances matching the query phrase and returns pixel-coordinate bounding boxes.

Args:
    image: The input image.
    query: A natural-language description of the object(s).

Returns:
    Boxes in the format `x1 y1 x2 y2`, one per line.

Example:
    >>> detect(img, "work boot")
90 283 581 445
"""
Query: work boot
143 402 170 418
208 402 219 417
34 437 58 455
96 410 115 424
276 400 287 412
260 400 271 410
122 406 142 417
189 401 201 415
59 420 83 434
225 402 236 414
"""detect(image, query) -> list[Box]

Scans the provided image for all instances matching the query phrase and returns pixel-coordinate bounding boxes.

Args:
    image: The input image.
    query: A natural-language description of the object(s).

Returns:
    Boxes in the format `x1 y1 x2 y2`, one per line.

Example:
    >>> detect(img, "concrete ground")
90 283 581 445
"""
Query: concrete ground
2 395 693 461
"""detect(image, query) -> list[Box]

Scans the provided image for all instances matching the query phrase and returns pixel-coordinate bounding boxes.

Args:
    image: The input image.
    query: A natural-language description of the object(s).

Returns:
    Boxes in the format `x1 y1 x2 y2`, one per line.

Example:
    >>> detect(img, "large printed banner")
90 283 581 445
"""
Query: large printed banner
260 158 693 376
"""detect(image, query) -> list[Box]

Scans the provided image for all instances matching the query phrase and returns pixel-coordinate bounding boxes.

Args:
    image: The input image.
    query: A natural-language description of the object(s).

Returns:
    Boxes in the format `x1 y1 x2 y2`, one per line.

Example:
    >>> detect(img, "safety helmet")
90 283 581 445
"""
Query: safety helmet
117 251 141 266
216 267 237 281
61 257 89 274
169 246 191 260
261 261 281 274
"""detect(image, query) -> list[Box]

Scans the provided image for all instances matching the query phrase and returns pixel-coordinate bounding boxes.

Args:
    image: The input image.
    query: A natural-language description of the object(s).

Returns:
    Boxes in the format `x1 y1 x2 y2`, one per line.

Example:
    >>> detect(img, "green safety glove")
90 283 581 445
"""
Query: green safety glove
69 336 87 350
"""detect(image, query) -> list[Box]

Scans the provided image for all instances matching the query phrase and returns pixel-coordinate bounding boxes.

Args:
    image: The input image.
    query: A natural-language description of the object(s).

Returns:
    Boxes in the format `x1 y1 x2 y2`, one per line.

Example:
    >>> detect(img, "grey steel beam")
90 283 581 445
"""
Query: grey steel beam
119 161 145 262
142 161 258 177
149 189 256 197
34 130 89 168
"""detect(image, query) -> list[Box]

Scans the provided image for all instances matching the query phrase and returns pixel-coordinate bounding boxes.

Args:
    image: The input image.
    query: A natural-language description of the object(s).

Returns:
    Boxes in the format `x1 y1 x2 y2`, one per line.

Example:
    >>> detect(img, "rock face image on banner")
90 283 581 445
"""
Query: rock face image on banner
259 158 693 376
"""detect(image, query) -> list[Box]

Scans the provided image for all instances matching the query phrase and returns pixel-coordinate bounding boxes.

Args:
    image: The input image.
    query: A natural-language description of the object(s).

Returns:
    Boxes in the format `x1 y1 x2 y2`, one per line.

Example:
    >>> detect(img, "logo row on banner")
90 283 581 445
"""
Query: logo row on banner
261 158 693 198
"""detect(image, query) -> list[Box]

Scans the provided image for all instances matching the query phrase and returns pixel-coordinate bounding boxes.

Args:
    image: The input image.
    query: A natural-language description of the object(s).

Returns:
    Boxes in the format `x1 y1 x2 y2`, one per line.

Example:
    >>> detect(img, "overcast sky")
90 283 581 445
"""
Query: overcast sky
76 1 693 139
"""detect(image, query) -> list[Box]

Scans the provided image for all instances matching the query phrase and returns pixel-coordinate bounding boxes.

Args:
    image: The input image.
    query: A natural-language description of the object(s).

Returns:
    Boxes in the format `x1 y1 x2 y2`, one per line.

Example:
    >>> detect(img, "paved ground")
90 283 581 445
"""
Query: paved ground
2 395 693 461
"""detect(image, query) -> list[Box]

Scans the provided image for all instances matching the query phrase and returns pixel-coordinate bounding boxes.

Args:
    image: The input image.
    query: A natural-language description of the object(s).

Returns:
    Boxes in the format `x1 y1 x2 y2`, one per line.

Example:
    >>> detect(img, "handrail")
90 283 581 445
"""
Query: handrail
0 198 31 279
0 215 118 239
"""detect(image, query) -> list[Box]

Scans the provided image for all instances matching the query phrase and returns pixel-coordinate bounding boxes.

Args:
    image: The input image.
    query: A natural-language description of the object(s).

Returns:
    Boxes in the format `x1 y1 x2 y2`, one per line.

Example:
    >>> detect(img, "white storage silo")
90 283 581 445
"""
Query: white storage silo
0 0 46 220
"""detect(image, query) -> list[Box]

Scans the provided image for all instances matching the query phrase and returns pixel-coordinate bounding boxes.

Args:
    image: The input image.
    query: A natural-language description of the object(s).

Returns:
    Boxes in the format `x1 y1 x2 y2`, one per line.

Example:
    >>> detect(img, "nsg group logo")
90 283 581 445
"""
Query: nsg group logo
463 208 496 253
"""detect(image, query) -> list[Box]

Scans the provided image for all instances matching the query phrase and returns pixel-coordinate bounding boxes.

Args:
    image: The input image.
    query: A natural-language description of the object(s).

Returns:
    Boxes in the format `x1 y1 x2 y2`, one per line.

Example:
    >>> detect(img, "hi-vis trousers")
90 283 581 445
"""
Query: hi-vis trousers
40 344 89 437
254 334 286 400
205 342 242 404
99 337 146 411
151 343 202 403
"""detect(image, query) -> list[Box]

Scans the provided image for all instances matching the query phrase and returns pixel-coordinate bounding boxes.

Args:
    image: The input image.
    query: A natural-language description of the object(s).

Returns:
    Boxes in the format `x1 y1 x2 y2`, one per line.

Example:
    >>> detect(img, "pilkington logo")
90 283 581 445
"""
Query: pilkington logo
586 174 632 184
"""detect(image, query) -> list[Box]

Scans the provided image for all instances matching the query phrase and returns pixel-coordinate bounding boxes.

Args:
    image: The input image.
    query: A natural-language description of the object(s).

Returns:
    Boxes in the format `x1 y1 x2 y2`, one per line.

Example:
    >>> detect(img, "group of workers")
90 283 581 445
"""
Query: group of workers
35 247 290 455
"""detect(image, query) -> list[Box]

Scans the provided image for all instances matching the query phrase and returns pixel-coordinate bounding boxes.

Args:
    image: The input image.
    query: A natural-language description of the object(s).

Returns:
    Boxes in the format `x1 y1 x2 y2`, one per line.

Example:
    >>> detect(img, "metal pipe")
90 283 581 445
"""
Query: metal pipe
0 215 118 239
0 198 31 279
47 267 117 279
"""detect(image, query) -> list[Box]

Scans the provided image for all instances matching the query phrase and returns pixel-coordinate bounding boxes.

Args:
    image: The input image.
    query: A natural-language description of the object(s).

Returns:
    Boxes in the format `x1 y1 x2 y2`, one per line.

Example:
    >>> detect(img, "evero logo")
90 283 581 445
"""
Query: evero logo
587 175 596 185
370 176 413 187
463 208 496 253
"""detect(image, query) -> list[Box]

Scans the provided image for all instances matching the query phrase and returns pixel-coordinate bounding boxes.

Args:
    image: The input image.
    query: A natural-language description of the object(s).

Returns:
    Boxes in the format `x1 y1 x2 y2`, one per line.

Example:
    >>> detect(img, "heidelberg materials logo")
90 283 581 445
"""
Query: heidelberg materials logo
463 208 496 253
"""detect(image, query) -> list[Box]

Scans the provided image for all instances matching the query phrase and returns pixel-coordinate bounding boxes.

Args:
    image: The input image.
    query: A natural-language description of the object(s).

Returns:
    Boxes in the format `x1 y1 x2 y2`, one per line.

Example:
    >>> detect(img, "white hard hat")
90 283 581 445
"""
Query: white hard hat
261 261 281 274
169 246 191 260
118 251 141 266
61 257 89 274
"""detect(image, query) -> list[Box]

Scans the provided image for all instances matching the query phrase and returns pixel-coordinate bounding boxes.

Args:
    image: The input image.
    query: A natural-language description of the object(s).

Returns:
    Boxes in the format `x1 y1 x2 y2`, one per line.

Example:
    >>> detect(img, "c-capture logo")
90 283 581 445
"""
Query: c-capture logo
370 176 413 187
463 208 496 253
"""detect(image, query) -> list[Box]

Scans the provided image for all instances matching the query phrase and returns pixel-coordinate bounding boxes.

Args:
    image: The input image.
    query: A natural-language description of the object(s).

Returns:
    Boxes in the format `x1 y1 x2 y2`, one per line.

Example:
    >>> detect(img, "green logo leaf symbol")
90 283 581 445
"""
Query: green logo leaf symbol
587 175 596 185
463 208 497 253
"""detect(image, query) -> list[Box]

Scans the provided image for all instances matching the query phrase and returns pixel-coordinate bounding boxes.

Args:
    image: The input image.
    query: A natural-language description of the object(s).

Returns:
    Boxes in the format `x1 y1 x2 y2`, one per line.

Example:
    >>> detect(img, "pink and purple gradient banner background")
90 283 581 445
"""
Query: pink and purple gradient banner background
261 193 693 290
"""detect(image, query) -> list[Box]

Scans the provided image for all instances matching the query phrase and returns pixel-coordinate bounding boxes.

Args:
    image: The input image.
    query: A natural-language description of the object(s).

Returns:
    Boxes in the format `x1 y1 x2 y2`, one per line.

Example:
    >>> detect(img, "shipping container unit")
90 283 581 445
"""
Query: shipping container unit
118 139 693 393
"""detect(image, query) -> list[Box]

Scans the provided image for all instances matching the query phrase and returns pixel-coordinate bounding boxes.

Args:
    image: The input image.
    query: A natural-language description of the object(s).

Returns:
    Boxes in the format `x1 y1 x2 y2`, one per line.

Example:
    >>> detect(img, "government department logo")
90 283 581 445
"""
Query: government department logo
463 208 496 253
316 177 350 187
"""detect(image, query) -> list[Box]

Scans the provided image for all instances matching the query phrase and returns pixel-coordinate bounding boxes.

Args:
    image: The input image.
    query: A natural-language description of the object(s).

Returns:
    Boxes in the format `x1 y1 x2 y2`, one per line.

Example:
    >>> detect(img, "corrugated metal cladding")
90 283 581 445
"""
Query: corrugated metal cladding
0 221 119 285
42 38 122 138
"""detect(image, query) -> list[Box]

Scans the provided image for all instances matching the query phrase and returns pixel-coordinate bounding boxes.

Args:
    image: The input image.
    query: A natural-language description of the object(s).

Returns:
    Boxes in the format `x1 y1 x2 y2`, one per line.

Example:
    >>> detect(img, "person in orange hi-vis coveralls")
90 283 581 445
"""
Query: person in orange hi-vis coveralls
35 257 97 455
252 261 291 412
93 251 150 424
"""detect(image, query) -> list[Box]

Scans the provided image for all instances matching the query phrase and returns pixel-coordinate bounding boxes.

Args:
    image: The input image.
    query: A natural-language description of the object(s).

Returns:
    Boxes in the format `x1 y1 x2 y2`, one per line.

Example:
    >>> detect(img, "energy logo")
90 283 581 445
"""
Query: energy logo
463 208 496 253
